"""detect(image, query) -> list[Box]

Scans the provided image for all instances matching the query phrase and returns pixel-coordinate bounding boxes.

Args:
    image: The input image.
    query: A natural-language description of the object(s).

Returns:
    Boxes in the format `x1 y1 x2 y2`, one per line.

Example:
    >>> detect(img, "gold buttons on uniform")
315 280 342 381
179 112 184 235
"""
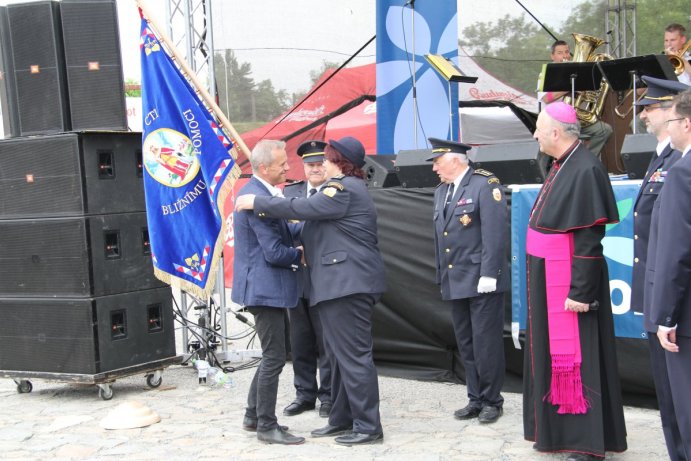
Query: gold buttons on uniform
448 264 453 268
445 249 450 253
634 257 639 263
634 212 638 217
443 232 448 236
634 235 638 240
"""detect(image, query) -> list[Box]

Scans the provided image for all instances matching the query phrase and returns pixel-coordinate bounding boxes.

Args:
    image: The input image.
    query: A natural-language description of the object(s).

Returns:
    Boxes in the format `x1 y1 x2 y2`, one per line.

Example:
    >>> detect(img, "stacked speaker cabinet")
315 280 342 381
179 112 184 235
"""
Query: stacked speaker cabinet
621 133 656 180
470 141 548 185
0 132 176 375
1 0 126 137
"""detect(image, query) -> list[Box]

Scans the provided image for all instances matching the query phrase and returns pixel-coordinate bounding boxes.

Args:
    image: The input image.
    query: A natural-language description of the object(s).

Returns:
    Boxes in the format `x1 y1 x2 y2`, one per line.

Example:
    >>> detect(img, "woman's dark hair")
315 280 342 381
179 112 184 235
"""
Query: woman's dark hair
324 144 365 179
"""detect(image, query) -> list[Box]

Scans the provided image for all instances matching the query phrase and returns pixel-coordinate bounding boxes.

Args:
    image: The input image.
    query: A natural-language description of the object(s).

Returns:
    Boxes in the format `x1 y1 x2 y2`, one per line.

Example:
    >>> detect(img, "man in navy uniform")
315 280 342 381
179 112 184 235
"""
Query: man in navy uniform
427 137 508 424
648 89 691 459
282 140 332 418
231 139 304 445
632 76 688 461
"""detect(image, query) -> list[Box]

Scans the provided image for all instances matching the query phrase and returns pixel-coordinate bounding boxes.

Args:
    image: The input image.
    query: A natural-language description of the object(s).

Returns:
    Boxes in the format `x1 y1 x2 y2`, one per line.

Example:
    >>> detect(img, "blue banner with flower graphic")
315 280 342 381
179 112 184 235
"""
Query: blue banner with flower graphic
376 0 459 154
510 181 645 341
140 17 240 298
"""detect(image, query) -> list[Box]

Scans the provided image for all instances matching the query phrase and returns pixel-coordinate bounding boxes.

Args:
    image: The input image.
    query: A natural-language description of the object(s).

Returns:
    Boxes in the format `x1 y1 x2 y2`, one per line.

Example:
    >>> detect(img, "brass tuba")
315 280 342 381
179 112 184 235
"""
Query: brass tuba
563 33 612 126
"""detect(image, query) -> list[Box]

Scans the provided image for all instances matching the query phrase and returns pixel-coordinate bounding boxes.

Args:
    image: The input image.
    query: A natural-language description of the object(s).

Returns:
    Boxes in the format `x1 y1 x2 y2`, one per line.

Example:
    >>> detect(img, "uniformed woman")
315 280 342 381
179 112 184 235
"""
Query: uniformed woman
235 136 386 446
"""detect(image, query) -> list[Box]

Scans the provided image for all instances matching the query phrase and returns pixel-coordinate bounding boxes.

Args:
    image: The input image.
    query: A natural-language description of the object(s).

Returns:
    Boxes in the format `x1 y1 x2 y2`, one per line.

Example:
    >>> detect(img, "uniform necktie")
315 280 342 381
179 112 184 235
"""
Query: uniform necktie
309 188 317 197
444 183 455 218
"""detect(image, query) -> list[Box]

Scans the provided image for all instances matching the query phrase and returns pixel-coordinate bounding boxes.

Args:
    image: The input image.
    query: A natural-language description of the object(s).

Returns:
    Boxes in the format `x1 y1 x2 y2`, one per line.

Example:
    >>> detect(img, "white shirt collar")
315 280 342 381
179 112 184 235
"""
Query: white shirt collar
656 137 671 156
255 175 283 197
451 166 470 190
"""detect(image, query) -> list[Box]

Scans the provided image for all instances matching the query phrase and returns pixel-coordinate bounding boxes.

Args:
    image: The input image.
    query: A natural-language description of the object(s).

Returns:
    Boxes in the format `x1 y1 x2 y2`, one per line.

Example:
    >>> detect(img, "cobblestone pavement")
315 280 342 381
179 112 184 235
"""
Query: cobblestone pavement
0 361 668 461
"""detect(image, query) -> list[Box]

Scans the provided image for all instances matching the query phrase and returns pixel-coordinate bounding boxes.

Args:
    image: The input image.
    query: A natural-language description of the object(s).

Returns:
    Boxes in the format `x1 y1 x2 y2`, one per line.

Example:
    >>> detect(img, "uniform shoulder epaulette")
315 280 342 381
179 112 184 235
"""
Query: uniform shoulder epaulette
333 174 345 180
283 180 304 189
324 181 345 191
473 168 494 177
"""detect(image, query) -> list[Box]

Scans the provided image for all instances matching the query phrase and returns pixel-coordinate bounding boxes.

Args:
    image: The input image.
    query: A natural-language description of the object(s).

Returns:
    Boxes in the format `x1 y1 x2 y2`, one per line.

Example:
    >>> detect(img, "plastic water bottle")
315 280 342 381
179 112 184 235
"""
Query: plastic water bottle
213 370 235 389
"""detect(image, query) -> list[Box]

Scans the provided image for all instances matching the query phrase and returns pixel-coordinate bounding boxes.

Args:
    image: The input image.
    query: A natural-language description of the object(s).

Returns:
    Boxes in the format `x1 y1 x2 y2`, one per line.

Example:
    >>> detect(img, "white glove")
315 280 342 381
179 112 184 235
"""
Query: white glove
477 276 497 294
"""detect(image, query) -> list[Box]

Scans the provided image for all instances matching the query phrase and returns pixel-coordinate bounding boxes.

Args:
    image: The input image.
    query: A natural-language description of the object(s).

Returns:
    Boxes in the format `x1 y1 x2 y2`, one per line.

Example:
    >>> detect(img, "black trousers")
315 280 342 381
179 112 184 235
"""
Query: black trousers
317 293 382 434
449 292 505 408
288 297 331 404
245 306 288 431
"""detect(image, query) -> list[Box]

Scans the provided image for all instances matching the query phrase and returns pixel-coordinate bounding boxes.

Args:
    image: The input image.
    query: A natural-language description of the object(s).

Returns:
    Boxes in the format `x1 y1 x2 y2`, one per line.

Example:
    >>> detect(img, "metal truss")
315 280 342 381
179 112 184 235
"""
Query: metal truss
164 0 216 97
605 0 637 58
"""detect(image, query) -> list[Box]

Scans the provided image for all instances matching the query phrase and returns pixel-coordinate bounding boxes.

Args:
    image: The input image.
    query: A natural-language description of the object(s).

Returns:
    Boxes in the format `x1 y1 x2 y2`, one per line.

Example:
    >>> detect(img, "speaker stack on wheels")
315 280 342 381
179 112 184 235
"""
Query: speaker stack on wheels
0 1 177 377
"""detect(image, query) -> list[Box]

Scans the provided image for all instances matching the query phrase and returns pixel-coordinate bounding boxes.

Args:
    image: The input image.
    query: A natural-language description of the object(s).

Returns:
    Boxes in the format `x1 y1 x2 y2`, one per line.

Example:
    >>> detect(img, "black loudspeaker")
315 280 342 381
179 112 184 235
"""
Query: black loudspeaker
60 0 127 131
0 287 175 374
394 149 439 188
621 133 656 180
0 213 166 297
0 6 19 138
0 132 144 218
470 141 547 185
6 1 69 135
363 155 400 188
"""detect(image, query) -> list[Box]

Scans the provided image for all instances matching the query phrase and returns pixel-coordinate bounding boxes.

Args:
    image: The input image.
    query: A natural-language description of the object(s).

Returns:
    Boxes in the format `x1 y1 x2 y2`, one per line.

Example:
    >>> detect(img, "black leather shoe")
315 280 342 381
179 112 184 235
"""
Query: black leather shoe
319 403 332 418
242 416 288 432
335 431 384 446
478 405 503 424
256 427 305 445
565 453 598 461
453 403 482 420
310 423 353 437
283 400 316 416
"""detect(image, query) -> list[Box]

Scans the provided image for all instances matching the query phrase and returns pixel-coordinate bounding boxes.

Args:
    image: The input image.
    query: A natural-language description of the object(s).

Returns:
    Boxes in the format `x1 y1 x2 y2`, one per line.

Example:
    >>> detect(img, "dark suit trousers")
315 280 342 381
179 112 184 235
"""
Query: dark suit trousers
245 307 287 431
288 297 332 404
664 334 691 460
317 294 382 434
648 335 687 461
450 292 505 408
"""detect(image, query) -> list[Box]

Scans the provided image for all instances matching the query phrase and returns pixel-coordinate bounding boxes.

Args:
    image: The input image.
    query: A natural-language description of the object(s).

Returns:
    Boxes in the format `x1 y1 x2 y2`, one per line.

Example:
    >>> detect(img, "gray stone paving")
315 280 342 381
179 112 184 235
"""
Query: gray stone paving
0 362 669 460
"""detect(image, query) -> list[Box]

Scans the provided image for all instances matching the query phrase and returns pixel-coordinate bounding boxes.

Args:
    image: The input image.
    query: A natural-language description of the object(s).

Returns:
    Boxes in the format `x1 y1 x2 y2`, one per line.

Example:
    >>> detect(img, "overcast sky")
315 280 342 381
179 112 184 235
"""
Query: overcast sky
1 0 574 94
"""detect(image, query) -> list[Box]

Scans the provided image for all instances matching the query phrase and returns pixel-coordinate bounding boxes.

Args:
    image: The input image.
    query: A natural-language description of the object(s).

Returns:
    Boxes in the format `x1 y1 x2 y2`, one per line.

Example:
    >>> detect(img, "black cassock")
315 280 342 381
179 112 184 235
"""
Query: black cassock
522 142 628 457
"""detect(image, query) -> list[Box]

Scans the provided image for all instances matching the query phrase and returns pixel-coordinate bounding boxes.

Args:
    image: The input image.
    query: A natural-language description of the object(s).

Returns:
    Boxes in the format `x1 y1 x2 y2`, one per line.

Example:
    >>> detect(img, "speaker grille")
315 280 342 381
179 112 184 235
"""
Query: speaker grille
60 0 126 131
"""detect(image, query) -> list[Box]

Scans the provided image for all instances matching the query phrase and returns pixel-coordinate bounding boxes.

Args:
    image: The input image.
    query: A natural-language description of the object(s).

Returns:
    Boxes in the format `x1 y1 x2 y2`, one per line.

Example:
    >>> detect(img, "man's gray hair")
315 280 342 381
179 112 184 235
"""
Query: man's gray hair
250 140 286 172
446 152 469 164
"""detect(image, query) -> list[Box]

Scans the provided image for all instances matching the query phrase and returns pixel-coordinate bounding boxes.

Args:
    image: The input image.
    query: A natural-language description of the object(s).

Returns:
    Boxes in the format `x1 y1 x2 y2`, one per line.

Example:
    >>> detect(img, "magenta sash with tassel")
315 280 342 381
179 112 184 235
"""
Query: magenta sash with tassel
526 227 589 415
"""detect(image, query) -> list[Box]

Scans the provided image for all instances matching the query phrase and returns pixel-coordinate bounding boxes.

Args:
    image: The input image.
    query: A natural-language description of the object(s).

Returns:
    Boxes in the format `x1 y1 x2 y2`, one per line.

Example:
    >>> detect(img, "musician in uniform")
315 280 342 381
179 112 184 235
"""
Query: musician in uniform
235 136 386 446
427 138 508 424
282 140 332 418
663 23 691 85
632 76 687 461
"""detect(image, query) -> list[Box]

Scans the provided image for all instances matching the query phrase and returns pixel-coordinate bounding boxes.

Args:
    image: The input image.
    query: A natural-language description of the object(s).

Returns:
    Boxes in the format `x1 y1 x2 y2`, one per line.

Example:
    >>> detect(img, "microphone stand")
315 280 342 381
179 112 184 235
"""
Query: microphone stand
406 0 418 148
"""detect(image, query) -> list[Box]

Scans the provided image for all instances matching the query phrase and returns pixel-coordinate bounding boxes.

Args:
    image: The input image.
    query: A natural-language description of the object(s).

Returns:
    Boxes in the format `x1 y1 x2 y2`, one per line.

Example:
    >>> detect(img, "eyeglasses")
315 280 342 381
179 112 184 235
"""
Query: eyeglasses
665 117 687 125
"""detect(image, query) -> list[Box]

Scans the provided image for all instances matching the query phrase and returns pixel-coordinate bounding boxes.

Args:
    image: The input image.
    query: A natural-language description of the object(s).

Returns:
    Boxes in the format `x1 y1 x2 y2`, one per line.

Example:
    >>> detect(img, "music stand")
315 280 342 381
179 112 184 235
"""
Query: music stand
539 62 603 102
597 55 677 133
425 54 478 138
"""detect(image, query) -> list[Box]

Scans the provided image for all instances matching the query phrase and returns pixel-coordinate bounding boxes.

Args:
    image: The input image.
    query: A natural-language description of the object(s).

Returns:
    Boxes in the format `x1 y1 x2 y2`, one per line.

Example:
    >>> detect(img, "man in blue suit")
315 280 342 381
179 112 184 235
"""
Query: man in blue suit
427 138 508 424
232 139 304 445
632 76 687 461
648 89 691 460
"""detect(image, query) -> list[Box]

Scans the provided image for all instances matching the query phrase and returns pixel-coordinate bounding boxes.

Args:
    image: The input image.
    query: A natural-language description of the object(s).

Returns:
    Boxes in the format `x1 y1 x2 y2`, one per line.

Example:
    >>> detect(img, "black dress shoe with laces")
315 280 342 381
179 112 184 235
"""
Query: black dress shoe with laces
310 423 353 437
453 403 482 420
565 453 598 461
256 427 305 445
319 403 332 418
242 416 288 432
283 400 316 416
334 431 384 446
478 405 503 424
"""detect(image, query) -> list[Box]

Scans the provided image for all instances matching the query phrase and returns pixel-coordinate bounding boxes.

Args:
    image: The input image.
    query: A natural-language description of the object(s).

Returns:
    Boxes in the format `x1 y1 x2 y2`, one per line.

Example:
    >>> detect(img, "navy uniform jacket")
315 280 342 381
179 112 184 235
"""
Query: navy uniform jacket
433 167 509 301
254 175 387 306
283 180 311 299
648 152 691 337
632 142 681 327
231 177 301 308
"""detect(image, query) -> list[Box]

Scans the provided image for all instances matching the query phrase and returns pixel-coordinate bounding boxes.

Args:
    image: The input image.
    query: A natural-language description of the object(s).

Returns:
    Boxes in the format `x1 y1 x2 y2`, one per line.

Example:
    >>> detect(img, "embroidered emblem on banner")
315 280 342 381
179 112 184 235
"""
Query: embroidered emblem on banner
143 129 201 187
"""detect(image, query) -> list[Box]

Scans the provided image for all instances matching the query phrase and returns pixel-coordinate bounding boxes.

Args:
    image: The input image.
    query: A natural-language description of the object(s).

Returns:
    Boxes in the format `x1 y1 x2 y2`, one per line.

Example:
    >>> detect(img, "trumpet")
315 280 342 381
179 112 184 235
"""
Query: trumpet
667 41 691 75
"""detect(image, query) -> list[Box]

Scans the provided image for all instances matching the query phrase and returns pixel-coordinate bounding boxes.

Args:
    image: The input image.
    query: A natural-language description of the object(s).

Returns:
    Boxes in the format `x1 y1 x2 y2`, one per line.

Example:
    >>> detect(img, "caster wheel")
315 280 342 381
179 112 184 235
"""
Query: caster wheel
146 374 162 388
16 380 33 394
98 385 114 400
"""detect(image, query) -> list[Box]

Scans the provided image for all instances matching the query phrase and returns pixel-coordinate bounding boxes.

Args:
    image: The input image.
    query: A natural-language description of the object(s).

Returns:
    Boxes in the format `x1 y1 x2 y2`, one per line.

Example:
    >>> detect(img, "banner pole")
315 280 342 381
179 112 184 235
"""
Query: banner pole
135 0 252 160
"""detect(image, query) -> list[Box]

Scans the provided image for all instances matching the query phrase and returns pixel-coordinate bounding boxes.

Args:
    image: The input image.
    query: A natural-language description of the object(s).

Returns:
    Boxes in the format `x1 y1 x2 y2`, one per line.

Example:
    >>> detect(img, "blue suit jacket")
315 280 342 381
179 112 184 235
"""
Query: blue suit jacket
231 177 301 308
632 142 680 325
648 153 691 337
283 180 311 299
433 167 509 301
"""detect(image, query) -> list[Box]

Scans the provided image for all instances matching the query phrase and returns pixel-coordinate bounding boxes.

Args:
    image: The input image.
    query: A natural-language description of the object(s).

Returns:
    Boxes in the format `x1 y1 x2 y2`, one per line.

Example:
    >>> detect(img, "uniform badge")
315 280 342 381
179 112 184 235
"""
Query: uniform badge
488 177 500 185
323 187 337 197
492 187 502 202
458 198 473 206
460 214 472 226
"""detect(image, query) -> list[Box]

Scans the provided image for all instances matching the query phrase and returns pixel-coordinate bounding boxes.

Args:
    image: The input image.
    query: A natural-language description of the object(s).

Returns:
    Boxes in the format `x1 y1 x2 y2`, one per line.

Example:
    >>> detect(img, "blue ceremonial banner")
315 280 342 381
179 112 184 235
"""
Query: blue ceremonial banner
375 0 459 154
140 18 240 298
510 181 645 342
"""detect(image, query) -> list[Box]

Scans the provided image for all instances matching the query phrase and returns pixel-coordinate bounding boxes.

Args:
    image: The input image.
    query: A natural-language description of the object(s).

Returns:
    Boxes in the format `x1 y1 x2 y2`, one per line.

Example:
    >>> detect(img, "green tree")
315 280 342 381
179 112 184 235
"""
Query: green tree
254 79 290 121
214 49 255 120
